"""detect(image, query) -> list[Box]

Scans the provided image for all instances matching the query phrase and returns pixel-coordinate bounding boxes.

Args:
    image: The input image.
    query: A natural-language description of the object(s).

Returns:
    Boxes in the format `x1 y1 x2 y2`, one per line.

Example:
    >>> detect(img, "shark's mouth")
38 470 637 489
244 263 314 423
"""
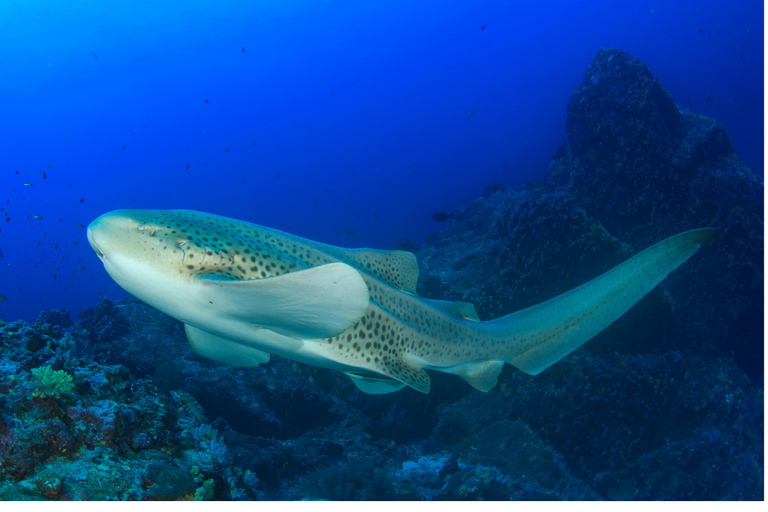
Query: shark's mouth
86 227 105 260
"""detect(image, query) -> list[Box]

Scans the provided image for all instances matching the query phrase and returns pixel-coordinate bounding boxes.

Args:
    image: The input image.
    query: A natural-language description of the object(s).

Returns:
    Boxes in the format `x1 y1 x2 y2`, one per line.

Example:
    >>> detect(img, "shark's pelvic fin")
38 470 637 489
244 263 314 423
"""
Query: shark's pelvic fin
185 324 271 367
441 360 505 391
197 262 370 339
381 357 432 394
487 228 717 375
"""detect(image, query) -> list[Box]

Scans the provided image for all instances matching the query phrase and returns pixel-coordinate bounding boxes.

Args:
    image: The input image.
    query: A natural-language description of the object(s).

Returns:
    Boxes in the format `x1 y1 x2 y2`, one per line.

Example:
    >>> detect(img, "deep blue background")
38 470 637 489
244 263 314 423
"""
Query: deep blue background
0 0 763 321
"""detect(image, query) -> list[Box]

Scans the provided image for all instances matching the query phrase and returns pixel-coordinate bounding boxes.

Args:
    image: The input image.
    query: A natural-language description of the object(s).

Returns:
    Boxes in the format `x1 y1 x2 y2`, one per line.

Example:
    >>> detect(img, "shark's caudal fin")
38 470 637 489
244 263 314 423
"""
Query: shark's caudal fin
479 228 716 376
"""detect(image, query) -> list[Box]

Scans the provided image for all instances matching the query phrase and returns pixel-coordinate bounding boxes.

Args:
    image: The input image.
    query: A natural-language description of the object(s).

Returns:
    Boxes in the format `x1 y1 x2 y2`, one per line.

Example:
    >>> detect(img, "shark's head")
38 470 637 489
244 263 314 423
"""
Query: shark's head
87 208 372 351
87 209 263 317
88 209 194 312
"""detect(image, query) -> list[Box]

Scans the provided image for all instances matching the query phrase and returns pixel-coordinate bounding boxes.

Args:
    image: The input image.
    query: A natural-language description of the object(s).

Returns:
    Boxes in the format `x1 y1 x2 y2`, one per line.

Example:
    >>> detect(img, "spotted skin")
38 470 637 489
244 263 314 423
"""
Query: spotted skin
88 209 714 393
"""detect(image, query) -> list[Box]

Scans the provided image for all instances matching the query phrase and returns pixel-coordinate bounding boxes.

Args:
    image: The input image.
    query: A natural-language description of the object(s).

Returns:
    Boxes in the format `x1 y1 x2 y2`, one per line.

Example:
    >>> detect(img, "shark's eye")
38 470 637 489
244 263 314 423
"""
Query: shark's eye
137 225 145 231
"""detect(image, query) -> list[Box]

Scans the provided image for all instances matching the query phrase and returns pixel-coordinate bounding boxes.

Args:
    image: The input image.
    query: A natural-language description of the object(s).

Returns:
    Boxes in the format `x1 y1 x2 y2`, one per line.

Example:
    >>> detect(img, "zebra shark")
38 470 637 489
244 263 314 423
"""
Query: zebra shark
87 209 714 394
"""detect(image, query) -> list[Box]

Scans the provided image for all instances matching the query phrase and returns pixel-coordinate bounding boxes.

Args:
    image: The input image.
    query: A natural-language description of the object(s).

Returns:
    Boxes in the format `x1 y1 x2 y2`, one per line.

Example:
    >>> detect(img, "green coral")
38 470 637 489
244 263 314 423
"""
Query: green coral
30 366 74 398
194 479 215 501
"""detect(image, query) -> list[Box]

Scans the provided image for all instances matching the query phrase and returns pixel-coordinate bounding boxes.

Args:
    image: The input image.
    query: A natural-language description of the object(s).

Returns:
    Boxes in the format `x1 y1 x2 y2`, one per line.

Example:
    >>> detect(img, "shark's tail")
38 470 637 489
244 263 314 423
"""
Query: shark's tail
480 228 716 375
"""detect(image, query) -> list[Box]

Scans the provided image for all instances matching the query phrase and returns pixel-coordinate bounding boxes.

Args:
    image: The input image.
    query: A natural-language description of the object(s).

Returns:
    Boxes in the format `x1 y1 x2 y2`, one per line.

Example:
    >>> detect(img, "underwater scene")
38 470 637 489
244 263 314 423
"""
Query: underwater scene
0 0 763 501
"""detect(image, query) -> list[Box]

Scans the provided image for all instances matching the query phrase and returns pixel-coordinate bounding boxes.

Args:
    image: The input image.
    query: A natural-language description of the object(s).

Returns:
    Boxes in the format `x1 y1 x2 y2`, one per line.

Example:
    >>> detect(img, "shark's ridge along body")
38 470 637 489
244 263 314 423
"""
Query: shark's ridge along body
87 209 714 394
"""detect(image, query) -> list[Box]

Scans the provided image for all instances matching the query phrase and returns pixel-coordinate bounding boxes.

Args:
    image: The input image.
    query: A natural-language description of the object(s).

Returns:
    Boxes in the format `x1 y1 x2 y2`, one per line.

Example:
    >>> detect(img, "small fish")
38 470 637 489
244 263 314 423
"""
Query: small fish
0 296 6 302
466 107 481 118
33 215 43 220
67 127 71 132
431 211 449 222
90 50 99 60
77 224 85 228
0 247 3 258
705 95 713 103
122 145 126 150
241 44 245 52
72 241 79 245
204 99 210 104
224 148 230 152
342 228 356 238
79 198 84 203
185 164 190 170
170 390 209 423
24 183 33 186
41 170 47 180
48 164 52 169
481 24 486 30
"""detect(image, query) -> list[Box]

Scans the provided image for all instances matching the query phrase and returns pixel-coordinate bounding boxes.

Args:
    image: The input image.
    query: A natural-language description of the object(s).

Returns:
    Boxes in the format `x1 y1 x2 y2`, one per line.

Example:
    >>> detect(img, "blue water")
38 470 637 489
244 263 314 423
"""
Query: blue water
0 0 762 322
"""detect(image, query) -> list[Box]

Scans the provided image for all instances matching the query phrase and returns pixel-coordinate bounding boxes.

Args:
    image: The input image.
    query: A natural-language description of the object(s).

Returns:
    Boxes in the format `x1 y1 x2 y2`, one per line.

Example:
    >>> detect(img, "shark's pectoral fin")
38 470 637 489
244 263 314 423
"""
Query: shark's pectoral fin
441 360 505 392
185 324 271 367
345 372 407 394
198 262 370 339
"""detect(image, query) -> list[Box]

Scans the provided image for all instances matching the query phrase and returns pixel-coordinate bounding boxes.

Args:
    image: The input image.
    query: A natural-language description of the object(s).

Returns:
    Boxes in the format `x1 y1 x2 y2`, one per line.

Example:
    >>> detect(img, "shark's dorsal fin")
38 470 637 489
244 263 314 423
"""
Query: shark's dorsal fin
197 262 370 339
421 298 481 322
185 324 271 367
319 246 419 295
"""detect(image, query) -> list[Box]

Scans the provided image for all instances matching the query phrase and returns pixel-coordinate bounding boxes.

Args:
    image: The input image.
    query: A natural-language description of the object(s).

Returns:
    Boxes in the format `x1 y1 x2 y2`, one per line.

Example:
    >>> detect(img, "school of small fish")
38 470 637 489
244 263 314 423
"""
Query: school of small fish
0 41 473 308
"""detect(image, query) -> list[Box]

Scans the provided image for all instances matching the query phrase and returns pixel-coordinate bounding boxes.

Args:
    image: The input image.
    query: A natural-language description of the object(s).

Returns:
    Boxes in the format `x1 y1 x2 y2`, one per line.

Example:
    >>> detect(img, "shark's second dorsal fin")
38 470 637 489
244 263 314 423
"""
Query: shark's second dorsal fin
421 298 481 322
320 246 419 295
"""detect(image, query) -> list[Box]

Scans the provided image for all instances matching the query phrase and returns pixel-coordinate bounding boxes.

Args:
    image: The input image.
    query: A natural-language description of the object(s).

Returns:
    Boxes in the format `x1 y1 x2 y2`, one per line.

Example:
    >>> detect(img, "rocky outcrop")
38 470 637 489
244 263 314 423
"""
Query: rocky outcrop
419 48 763 381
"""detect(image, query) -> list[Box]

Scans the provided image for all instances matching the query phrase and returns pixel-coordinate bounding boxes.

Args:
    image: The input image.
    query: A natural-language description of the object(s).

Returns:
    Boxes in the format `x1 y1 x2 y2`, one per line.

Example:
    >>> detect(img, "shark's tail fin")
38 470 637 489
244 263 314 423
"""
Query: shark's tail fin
480 228 716 375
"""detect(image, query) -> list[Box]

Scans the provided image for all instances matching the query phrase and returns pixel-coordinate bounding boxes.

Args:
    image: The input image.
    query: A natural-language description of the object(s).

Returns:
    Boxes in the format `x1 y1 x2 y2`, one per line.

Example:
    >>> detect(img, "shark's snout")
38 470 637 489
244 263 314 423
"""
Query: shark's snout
86 222 104 260
87 210 138 261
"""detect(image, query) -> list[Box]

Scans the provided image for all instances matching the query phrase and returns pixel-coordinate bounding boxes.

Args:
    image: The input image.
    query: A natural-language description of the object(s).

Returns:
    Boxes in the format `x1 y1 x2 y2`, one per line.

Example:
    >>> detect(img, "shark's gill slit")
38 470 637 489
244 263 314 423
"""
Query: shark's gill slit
175 240 187 264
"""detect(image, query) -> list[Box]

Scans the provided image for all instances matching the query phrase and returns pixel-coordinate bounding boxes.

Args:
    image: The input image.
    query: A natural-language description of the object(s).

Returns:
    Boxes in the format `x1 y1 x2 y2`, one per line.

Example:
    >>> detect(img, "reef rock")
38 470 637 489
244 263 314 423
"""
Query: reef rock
420 47 763 382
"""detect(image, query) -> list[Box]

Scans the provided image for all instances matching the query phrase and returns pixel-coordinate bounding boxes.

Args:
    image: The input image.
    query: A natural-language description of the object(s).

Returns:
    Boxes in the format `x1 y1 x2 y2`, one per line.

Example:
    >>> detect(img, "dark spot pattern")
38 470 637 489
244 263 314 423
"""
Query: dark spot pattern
114 209 703 394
